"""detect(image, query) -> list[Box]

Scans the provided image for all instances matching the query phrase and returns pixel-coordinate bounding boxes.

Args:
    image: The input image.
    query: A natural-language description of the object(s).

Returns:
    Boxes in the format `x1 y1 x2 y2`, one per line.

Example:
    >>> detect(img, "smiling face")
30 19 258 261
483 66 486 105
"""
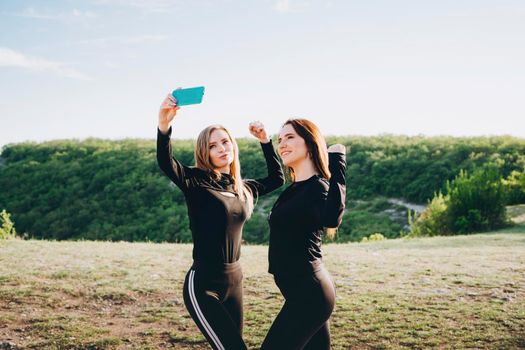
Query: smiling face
208 129 234 171
277 123 309 168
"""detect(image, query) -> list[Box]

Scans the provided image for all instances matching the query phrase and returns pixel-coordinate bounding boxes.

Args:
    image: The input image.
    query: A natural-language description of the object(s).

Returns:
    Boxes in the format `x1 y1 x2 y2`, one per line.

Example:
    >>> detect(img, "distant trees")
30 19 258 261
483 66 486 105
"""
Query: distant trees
337 135 525 203
1 135 524 242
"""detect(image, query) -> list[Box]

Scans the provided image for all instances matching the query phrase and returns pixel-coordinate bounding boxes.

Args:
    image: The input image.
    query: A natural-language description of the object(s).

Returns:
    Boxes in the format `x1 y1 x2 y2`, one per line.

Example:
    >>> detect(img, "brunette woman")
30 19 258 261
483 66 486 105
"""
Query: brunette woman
261 118 346 350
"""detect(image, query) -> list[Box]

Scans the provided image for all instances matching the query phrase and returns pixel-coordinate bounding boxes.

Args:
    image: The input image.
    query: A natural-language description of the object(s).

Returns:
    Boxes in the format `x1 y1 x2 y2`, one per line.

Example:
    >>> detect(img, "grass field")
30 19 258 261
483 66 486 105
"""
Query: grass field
1 226 524 349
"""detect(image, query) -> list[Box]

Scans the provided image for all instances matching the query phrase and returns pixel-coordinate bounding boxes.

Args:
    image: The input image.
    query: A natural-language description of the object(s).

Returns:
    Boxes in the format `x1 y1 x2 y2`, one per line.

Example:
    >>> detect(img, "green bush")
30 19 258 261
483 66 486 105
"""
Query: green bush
503 169 525 205
408 192 450 237
0 209 17 239
446 167 508 233
361 233 386 242
409 167 509 236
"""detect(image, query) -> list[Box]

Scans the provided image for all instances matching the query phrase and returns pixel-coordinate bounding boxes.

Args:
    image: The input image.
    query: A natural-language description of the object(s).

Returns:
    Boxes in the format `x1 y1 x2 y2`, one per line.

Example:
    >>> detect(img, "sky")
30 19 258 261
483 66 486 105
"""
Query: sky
1 0 524 148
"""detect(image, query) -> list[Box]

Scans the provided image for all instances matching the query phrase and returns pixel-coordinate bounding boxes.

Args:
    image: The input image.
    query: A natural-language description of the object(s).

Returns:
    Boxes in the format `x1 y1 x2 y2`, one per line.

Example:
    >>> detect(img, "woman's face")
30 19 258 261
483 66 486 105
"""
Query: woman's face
278 123 308 168
209 129 234 171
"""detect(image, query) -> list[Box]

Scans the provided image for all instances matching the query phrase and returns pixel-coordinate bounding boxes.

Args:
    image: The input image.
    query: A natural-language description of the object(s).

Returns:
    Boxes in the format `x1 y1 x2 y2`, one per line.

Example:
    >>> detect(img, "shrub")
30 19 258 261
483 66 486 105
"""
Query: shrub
0 209 17 240
446 167 508 233
409 167 509 236
361 233 386 242
408 192 450 237
503 169 525 205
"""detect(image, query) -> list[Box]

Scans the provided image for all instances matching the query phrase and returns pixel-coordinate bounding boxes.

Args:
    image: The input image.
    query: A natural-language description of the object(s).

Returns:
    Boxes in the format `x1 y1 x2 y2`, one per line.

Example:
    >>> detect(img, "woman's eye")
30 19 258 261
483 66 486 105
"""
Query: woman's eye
210 145 216 149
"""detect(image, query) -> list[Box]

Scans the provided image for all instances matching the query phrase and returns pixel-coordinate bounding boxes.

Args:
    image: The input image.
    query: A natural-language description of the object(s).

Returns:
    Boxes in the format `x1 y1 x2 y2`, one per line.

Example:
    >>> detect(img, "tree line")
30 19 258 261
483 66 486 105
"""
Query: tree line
1 135 524 242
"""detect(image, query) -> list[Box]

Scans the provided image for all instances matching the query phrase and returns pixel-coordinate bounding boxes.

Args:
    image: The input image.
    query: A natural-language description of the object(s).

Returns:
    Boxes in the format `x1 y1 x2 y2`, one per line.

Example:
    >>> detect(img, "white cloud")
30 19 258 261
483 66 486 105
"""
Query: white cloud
73 35 169 47
31 35 170 53
104 61 121 69
0 47 93 80
92 0 180 13
273 0 308 13
122 35 169 44
8 7 97 20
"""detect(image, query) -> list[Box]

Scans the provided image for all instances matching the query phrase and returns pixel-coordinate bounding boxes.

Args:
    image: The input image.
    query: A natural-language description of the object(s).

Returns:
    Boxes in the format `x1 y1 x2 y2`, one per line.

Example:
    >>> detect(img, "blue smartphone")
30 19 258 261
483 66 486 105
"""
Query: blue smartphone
171 86 205 106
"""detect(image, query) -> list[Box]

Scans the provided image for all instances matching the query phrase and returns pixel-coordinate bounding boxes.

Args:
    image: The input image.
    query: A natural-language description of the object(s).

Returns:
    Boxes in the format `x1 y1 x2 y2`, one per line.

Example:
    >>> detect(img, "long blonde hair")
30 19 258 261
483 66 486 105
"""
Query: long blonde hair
283 119 337 239
195 125 253 218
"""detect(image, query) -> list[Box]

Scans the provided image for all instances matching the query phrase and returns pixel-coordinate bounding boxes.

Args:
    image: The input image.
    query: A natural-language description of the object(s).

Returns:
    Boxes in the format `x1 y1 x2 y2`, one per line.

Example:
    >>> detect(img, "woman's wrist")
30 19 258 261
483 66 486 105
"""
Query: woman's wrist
158 124 170 135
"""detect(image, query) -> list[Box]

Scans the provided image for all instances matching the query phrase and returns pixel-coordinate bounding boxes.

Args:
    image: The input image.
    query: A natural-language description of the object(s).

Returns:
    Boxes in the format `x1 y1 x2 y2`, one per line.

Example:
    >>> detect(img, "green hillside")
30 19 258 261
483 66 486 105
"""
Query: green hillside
1 135 524 242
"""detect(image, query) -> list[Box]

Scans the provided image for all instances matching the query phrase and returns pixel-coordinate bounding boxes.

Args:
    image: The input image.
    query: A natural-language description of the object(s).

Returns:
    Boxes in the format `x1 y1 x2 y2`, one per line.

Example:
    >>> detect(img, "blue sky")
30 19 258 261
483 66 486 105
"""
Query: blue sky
1 0 524 148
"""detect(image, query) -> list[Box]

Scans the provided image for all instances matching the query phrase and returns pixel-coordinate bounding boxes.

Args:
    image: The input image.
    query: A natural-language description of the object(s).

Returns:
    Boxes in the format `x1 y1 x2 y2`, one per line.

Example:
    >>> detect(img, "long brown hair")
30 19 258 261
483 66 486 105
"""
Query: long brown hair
283 119 331 181
283 118 337 239
195 125 253 217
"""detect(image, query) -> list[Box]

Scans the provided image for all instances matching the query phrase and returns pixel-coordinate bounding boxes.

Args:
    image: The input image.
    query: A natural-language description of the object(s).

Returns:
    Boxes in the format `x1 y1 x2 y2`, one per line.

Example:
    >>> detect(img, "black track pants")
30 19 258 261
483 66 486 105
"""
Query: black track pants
182 261 247 350
261 265 336 350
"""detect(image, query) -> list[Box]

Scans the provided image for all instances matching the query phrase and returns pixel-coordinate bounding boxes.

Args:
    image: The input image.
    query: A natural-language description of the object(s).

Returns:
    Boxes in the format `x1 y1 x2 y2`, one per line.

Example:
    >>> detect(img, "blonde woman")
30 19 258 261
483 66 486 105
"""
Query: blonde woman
157 94 284 350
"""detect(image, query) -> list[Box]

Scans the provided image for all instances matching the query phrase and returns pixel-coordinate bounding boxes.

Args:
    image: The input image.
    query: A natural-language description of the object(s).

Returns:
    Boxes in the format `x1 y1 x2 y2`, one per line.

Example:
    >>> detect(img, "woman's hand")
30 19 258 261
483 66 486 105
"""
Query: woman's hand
249 121 270 143
158 93 180 134
328 144 346 154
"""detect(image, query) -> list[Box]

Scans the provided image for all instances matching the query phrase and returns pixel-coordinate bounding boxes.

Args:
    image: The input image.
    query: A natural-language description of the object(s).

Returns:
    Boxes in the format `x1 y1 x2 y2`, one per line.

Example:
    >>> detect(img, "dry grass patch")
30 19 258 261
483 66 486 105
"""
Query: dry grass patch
1 228 524 349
